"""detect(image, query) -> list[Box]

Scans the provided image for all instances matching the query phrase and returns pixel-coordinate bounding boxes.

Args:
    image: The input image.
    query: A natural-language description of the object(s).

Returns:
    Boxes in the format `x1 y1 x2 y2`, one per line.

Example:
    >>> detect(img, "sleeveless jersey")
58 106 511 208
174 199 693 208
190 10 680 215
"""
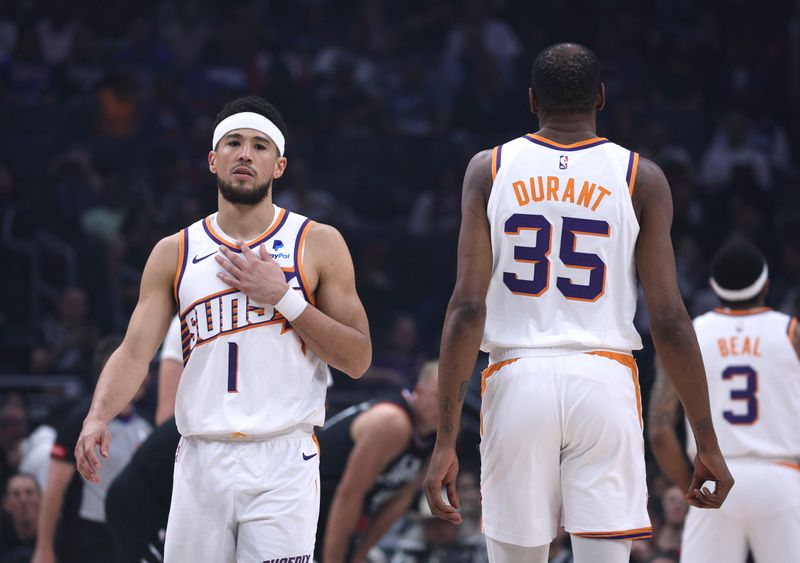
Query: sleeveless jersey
317 389 436 515
482 134 642 357
174 205 327 438
686 308 800 461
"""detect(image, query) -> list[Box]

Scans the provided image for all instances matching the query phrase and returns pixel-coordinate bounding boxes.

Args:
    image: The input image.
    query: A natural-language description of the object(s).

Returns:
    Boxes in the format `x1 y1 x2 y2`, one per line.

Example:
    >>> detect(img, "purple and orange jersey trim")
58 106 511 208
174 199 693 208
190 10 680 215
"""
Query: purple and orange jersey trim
294 219 316 305
202 208 288 251
713 307 771 316
787 317 797 340
572 526 653 541
626 151 639 196
524 134 609 151
587 351 642 428
491 145 502 181
173 228 190 305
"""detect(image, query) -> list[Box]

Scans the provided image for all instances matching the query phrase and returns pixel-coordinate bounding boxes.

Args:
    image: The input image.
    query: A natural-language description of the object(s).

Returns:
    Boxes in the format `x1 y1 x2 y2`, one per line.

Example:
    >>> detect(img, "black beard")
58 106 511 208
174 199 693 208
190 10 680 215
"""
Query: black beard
217 177 271 205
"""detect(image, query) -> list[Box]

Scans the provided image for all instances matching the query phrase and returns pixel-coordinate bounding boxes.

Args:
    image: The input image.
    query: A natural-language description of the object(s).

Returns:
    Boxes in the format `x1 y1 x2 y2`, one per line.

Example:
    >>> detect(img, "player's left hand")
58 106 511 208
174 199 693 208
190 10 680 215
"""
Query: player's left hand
424 445 462 525
216 241 290 305
687 449 734 509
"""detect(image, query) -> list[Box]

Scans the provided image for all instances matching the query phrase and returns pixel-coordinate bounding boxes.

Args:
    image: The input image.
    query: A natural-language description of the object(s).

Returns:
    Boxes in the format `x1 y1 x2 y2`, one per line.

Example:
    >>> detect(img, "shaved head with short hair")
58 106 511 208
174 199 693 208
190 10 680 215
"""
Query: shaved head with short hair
531 43 601 115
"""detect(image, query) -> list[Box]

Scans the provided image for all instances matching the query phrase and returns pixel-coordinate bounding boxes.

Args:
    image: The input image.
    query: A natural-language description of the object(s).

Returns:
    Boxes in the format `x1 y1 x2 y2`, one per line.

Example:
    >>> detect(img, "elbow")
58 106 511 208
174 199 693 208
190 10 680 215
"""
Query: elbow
342 339 372 379
448 299 486 323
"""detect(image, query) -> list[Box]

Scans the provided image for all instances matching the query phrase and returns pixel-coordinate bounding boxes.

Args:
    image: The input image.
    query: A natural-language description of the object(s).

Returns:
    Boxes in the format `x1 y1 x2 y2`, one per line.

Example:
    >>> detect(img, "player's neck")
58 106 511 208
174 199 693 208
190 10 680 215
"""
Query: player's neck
535 113 598 144
216 197 276 242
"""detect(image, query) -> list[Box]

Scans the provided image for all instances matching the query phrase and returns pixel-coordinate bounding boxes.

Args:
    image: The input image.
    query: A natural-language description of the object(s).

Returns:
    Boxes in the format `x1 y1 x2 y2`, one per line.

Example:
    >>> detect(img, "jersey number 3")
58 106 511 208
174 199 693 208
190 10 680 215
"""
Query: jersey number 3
503 214 610 302
722 365 758 424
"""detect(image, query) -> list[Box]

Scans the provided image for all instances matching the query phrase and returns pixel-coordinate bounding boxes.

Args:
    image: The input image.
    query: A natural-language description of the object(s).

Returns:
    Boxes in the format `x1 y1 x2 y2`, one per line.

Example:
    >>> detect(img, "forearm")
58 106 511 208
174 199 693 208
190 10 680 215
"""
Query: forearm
36 466 71 548
436 300 485 447
324 489 367 563
648 426 692 489
355 489 416 557
86 347 151 423
650 314 717 449
289 305 371 378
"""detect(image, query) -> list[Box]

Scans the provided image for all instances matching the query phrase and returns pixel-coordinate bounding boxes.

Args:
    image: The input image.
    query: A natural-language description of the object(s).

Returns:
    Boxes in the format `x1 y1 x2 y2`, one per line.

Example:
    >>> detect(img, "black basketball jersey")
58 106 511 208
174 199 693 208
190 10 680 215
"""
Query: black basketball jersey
317 389 435 515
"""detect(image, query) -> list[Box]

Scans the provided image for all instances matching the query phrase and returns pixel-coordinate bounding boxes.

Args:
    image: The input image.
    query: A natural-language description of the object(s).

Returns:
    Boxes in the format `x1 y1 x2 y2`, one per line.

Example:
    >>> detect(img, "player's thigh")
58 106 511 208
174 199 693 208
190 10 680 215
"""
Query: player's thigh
680 506 747 563
163 438 237 563
560 353 649 537
746 464 800 561
235 435 320 563
480 358 562 547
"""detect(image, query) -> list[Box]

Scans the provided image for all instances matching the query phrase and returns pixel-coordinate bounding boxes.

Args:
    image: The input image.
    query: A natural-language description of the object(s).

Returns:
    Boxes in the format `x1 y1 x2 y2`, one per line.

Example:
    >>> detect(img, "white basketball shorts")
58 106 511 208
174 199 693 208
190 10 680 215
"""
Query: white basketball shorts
681 458 800 563
164 432 320 563
480 351 651 547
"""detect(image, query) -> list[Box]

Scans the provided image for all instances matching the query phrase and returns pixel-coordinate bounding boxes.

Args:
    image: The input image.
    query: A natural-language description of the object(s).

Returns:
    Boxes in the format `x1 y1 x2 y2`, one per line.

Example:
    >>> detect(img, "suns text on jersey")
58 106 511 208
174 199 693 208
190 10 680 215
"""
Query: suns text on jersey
511 175 612 212
182 289 290 351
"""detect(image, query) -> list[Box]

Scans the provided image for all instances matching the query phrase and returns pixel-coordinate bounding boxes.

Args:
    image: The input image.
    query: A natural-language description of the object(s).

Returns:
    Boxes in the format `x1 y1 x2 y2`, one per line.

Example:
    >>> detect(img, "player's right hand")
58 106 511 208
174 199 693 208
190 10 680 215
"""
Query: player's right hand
75 418 112 483
423 445 462 525
687 449 734 509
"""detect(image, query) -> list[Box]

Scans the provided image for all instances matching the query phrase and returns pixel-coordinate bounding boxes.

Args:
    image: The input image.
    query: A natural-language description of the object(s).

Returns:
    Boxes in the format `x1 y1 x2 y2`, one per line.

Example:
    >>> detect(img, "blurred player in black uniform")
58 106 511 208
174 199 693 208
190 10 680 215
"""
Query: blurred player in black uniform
316 361 439 563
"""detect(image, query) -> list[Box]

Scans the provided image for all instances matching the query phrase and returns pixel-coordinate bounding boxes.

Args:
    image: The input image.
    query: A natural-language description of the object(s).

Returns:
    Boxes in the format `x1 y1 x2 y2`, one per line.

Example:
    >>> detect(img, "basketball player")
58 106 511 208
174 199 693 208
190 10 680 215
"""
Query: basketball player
423 43 733 563
315 361 439 563
74 95 372 562
649 240 800 562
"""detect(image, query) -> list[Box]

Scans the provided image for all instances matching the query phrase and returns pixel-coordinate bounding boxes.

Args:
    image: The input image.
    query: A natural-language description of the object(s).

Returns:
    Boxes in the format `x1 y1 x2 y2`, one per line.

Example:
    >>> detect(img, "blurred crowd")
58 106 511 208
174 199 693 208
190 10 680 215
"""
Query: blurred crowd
0 0 798 561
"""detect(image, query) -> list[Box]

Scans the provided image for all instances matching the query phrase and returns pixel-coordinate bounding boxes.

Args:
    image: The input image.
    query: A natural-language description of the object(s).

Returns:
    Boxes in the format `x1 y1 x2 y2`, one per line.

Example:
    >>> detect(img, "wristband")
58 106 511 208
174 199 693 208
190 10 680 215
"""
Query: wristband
274 288 307 322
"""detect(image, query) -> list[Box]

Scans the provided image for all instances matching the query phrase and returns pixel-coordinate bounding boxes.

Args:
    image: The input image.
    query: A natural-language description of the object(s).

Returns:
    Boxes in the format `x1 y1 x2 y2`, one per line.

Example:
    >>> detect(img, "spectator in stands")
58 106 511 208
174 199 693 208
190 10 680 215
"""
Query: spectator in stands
1 473 40 563
30 286 99 381
31 336 151 563
652 486 687 559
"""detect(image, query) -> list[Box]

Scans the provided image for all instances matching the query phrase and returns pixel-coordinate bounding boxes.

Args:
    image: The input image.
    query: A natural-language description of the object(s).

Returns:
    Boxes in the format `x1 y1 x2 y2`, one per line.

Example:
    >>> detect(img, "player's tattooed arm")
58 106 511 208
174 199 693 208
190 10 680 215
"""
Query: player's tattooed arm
635 157 733 508
790 317 800 360
648 357 692 491
425 149 493 525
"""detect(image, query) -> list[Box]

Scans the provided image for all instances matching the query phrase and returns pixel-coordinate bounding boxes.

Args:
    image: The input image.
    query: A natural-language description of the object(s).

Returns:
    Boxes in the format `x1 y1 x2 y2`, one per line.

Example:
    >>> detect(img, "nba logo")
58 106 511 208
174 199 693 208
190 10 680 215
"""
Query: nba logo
273 240 284 251
559 155 568 170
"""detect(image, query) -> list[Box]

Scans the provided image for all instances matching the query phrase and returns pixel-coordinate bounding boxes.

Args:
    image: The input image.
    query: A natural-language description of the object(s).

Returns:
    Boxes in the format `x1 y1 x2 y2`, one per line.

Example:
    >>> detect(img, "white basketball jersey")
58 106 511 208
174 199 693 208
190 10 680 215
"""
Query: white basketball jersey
686 308 800 460
482 134 642 357
174 205 327 438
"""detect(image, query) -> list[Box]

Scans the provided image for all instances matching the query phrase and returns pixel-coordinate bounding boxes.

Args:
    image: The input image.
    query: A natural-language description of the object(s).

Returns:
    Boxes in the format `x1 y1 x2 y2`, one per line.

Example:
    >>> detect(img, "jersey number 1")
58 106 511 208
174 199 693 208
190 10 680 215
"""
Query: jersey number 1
228 342 239 393
503 214 610 301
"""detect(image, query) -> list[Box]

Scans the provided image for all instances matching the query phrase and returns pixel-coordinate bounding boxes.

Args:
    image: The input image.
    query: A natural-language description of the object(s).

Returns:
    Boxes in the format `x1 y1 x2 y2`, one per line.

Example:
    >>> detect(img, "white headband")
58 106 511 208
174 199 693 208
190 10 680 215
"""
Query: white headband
710 264 768 301
212 112 285 156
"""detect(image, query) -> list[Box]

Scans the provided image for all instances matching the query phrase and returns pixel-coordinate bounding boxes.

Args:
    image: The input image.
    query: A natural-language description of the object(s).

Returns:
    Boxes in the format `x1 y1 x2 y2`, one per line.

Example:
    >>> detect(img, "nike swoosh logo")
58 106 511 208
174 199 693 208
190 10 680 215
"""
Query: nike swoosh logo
302 452 318 461
192 251 217 264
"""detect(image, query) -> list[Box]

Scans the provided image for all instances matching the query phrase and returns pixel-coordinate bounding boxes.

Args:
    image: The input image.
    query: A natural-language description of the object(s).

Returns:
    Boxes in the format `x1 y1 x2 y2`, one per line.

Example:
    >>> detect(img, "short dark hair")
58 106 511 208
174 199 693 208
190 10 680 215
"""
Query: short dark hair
213 96 288 154
531 43 600 115
710 239 767 306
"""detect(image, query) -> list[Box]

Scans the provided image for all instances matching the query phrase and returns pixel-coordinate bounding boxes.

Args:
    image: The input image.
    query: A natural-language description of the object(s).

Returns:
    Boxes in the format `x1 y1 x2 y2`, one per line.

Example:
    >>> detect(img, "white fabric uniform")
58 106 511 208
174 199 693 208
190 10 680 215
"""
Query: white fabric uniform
164 205 325 563
682 308 800 563
480 135 650 549
161 315 183 363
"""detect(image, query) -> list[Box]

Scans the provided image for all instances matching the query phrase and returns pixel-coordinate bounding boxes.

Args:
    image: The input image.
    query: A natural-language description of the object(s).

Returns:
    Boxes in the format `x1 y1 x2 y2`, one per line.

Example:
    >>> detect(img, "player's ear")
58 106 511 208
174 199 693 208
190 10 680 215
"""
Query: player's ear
273 156 287 180
529 87 538 114
208 150 217 174
596 83 606 112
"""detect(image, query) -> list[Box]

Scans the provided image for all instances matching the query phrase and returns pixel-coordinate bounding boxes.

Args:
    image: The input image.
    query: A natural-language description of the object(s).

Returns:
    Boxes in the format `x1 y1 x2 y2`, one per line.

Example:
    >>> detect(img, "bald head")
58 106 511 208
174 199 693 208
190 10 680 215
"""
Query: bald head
531 43 601 116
